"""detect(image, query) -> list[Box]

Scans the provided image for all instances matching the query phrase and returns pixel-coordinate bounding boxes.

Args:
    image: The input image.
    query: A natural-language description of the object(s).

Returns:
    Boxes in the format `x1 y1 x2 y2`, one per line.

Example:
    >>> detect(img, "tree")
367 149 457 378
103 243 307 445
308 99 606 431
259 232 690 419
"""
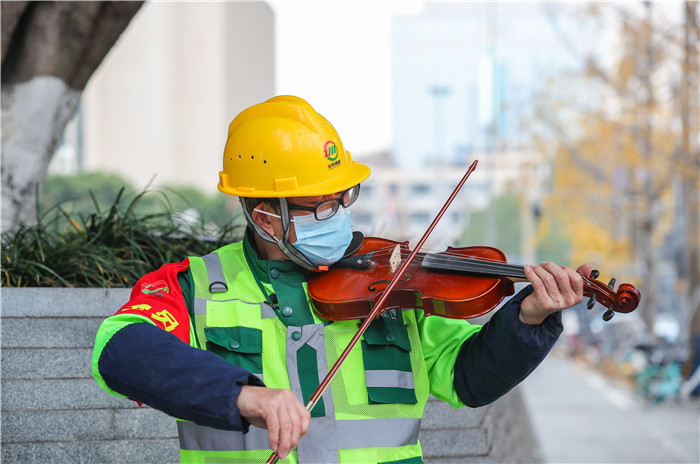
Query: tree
531 2 699 340
1 1 143 232
680 1 700 369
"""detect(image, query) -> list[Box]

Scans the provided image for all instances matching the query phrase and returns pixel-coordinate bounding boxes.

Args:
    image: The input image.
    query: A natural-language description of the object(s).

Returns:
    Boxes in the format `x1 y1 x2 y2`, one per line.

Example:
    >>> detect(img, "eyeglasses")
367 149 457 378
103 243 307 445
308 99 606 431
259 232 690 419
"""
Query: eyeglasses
288 185 360 221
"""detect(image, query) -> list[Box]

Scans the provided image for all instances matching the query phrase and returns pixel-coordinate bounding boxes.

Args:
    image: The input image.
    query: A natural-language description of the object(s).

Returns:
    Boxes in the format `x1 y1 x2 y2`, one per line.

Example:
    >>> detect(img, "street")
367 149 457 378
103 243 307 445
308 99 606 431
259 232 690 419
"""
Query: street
521 353 700 463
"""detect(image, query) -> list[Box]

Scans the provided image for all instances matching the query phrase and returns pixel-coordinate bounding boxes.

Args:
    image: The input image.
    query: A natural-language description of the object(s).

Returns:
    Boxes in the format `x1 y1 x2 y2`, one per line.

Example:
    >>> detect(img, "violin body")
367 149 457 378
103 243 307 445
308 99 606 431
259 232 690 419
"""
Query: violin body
309 237 518 320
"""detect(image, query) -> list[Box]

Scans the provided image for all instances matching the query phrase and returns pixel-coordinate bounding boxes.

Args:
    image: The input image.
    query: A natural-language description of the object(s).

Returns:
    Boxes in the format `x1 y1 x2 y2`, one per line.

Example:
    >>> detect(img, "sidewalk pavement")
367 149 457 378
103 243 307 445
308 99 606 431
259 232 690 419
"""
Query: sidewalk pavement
521 353 700 464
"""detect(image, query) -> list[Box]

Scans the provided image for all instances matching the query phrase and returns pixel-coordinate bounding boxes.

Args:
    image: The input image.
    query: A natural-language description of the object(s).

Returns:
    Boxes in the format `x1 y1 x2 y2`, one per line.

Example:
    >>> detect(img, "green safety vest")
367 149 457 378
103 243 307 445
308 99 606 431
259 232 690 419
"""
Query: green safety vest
181 242 432 464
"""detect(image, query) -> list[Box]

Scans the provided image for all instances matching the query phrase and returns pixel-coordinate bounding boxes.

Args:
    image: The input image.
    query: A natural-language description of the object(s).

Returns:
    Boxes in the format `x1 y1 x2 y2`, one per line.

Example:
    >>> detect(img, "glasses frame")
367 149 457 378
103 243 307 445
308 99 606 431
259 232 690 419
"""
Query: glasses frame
288 185 360 221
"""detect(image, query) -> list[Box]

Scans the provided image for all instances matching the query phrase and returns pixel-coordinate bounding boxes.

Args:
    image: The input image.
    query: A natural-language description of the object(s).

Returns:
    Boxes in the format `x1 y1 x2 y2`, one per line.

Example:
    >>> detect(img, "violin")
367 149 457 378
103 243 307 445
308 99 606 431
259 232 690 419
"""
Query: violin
308 236 641 322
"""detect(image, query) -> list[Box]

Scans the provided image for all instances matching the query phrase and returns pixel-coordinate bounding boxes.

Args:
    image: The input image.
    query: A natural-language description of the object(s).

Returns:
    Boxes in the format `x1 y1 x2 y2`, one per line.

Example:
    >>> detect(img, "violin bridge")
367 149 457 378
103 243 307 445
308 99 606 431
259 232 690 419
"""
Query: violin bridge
390 244 401 273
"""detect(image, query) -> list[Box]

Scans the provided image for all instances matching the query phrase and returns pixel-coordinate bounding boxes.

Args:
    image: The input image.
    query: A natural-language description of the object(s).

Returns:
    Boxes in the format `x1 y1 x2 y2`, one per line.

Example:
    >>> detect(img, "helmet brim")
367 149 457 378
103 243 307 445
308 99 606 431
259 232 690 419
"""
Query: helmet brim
218 160 371 198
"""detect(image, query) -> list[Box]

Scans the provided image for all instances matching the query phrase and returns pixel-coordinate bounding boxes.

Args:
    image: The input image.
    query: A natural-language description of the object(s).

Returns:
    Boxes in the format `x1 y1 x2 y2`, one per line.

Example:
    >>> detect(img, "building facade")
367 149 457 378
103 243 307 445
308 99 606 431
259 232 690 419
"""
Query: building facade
51 2 275 194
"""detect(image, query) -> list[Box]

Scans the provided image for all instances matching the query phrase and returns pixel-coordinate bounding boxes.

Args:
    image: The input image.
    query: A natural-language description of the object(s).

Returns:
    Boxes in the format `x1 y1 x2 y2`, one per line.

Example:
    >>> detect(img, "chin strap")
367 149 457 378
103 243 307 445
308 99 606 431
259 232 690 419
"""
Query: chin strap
240 197 319 271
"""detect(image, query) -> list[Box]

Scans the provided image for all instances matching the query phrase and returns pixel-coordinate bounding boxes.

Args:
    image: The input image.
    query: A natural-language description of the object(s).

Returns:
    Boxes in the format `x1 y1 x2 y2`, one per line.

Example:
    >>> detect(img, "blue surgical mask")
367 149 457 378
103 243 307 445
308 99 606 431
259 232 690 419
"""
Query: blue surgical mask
291 208 353 267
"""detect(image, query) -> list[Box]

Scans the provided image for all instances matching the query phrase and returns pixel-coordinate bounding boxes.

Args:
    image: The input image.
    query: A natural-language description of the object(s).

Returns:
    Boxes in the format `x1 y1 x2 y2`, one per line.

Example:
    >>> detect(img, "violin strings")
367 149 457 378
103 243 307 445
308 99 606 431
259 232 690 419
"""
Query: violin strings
357 244 614 297
423 254 527 278
365 245 507 263
364 244 516 265
364 245 527 278
366 245 521 266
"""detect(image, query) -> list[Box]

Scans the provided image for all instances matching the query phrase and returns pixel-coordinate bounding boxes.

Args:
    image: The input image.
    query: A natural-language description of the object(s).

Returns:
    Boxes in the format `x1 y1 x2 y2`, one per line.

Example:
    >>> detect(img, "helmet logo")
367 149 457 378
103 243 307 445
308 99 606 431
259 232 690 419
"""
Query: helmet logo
324 141 341 170
324 141 338 161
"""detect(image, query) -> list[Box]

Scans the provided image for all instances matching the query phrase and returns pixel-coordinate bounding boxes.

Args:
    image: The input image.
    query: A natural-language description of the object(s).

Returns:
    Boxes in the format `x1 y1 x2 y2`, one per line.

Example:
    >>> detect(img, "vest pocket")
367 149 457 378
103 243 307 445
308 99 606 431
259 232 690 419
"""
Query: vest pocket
204 326 263 375
361 310 417 405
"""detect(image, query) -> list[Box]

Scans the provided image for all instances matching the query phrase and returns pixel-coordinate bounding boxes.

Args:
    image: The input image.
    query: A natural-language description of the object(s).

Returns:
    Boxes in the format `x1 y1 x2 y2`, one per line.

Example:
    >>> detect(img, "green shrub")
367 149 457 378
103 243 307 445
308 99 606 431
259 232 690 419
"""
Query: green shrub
2 188 245 288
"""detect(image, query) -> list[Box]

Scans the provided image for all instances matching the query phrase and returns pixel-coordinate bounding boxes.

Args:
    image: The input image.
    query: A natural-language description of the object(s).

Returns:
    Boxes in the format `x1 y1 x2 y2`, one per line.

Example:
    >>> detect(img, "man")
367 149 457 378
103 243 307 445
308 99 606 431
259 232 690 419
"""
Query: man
92 95 589 463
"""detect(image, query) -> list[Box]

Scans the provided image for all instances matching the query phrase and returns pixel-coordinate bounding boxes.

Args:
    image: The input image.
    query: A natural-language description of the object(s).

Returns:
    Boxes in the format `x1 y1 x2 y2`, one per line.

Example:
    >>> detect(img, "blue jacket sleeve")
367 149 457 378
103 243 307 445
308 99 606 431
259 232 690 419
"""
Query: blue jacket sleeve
453 285 563 407
97 322 264 431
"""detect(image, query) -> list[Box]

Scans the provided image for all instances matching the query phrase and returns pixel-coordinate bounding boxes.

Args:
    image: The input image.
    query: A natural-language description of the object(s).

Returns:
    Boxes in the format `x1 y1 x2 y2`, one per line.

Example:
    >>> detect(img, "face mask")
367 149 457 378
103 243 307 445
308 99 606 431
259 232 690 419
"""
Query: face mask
291 208 353 267
252 207 353 267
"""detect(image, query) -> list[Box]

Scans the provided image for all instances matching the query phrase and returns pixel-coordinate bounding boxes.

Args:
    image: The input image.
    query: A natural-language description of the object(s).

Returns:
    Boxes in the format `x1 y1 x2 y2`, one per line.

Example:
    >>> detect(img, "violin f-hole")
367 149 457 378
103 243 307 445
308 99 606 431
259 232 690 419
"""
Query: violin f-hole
368 274 411 292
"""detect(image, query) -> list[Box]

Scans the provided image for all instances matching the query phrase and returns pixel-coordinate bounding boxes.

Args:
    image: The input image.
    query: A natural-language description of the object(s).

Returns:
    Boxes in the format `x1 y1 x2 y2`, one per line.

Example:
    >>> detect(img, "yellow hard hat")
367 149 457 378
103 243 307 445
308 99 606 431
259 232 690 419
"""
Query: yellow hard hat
218 95 371 198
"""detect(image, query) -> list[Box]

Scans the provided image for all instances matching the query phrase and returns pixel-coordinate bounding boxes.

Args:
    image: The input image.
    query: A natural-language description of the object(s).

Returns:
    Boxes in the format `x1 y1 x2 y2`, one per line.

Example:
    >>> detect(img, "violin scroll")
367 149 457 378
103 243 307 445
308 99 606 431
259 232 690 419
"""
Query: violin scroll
582 270 641 321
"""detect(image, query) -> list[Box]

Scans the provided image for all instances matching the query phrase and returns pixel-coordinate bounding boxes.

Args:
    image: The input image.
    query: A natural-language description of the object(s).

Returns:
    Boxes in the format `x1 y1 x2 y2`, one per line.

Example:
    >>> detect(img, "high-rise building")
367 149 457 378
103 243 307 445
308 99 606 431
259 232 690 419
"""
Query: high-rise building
392 2 582 170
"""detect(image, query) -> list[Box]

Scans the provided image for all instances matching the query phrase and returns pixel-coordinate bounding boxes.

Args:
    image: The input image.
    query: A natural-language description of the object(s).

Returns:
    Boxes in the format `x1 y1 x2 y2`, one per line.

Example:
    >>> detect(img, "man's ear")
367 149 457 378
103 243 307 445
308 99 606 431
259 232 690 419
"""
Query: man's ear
250 202 276 236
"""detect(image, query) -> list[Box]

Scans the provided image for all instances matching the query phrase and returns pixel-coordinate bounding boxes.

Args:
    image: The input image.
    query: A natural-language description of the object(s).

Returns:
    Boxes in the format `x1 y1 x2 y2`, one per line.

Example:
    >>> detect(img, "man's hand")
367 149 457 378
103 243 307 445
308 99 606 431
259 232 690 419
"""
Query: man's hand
519 262 592 325
236 385 310 459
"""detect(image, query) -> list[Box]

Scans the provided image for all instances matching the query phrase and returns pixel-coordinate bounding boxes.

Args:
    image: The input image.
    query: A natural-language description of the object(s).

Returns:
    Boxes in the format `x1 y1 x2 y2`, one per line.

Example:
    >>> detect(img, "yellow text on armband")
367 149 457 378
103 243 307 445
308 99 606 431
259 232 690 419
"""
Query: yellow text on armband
121 304 152 311
151 309 179 332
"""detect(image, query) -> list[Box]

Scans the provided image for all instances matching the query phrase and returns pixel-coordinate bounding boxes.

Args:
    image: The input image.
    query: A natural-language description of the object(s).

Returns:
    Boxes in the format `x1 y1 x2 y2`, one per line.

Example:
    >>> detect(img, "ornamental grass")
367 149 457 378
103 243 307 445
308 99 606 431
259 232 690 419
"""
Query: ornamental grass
1 188 244 288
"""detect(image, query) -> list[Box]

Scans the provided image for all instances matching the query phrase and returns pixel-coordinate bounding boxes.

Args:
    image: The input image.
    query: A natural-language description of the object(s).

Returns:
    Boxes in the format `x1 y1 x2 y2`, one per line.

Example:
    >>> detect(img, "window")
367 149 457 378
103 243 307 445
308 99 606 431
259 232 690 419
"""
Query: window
409 184 430 196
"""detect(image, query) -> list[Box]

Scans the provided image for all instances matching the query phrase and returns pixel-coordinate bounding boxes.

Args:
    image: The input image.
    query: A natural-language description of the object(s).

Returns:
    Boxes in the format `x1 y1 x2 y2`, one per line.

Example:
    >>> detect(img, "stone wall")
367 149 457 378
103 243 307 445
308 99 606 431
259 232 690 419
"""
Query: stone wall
1 288 542 463
420 391 543 463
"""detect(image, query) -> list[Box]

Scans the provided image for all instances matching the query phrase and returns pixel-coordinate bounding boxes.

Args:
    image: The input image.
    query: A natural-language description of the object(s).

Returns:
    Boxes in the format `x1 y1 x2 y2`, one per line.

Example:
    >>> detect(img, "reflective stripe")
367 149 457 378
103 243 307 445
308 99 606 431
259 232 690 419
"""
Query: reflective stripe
285 325 334 412
365 370 415 389
261 301 277 319
178 422 269 451
194 298 207 315
285 324 338 463
202 252 227 293
338 417 420 449
177 417 421 452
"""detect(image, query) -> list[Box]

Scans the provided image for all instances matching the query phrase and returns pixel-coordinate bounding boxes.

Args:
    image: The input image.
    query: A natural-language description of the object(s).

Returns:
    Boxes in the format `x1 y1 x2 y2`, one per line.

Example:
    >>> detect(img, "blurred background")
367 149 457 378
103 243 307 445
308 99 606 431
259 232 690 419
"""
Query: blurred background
2 1 699 459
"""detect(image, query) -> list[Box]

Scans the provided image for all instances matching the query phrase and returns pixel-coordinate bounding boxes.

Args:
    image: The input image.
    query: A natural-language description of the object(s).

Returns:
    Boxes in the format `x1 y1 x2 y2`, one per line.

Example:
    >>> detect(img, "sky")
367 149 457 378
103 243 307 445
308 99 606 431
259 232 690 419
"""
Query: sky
269 1 425 157
268 0 685 160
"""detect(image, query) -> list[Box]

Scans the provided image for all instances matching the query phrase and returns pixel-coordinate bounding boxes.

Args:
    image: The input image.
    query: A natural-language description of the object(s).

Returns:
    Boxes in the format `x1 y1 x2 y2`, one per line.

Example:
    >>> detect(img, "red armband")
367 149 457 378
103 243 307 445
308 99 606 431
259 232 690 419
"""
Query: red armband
116 258 191 344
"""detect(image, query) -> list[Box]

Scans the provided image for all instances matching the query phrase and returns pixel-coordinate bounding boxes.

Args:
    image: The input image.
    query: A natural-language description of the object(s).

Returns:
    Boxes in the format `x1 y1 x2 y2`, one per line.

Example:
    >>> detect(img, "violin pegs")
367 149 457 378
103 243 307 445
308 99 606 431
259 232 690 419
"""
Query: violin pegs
587 295 596 310
602 308 615 322
607 277 616 289
590 269 600 279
